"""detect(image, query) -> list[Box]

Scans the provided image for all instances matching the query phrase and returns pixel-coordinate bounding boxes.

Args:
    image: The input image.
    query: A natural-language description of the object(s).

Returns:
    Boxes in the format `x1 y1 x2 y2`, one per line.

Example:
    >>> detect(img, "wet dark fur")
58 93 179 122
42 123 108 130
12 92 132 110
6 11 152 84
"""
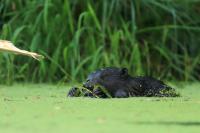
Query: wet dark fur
67 67 179 98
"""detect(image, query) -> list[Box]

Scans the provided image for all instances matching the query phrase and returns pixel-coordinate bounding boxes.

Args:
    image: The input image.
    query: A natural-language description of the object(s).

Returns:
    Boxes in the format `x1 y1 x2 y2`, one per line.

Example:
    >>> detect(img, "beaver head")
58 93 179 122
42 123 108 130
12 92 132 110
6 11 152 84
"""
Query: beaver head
83 67 129 90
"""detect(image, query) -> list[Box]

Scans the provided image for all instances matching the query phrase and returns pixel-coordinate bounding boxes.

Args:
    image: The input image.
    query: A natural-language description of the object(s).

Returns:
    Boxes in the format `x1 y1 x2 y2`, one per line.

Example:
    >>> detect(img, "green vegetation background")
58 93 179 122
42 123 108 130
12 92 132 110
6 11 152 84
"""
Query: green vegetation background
0 0 200 84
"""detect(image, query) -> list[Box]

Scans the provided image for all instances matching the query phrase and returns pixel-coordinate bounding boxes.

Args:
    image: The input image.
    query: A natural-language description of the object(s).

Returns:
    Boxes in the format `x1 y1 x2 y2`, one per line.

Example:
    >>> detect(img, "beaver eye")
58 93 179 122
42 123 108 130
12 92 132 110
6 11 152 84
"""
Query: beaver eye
100 73 105 80
120 68 128 76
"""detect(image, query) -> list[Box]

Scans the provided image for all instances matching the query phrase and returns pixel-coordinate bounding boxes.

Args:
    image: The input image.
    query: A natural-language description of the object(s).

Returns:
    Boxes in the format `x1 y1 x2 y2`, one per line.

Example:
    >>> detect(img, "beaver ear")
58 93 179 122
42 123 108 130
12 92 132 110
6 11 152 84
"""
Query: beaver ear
120 68 128 76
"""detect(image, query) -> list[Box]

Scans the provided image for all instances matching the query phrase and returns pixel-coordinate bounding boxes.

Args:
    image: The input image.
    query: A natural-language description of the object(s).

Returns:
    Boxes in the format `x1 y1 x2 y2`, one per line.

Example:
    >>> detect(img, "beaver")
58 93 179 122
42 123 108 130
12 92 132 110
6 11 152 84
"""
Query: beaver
67 67 179 98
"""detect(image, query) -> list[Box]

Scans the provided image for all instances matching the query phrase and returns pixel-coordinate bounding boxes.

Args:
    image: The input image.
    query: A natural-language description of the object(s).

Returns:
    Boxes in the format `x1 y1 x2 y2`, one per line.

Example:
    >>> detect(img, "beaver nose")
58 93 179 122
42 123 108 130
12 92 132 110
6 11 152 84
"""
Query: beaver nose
83 82 87 88
83 83 91 88
83 82 93 90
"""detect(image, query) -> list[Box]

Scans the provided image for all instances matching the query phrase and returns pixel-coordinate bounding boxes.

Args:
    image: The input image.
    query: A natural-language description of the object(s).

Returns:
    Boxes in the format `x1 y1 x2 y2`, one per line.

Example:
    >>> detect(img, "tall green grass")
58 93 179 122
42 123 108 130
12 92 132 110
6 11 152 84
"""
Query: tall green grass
0 0 200 84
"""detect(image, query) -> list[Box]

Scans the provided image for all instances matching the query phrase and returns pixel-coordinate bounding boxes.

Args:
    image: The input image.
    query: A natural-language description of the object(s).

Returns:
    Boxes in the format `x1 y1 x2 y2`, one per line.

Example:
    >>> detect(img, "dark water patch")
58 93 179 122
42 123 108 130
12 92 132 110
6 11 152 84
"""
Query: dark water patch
133 121 200 126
